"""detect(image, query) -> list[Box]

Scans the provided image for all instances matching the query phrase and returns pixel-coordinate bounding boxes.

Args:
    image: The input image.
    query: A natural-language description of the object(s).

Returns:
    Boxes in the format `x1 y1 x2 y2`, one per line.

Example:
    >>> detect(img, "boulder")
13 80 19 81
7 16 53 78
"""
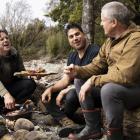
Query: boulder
24 131 48 140
124 108 140 140
14 118 34 131
1 134 14 140
13 129 29 140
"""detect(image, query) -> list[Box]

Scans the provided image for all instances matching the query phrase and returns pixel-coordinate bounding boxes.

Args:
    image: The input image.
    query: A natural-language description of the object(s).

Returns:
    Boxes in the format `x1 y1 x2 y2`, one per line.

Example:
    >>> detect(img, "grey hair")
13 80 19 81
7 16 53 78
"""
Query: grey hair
101 1 134 26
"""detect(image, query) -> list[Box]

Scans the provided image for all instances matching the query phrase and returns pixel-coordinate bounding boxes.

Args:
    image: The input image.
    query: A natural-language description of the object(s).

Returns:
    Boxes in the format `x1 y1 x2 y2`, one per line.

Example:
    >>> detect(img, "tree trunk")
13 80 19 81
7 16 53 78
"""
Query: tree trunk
82 0 95 43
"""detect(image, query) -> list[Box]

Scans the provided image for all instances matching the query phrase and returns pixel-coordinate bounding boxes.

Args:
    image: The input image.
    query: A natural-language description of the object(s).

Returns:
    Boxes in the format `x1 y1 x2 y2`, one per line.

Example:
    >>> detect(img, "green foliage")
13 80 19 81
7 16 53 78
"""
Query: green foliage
46 0 140 43
94 25 105 46
119 0 140 12
46 28 70 57
22 19 47 48
8 18 47 58
69 1 82 23
47 0 82 25
21 46 45 60
1 0 139 60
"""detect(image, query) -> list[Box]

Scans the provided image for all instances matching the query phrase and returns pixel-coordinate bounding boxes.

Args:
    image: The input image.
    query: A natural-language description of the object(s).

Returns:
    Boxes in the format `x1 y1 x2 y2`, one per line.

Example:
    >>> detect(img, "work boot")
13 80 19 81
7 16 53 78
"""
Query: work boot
68 108 103 140
58 117 83 138
68 126 103 140
106 128 123 140
69 110 85 125
59 117 76 127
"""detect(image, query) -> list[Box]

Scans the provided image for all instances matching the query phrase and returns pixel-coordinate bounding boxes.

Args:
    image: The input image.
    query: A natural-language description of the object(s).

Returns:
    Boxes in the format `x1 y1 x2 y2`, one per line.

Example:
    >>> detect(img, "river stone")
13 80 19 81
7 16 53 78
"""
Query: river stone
123 107 140 140
13 129 29 140
24 131 48 140
0 134 14 140
14 118 34 131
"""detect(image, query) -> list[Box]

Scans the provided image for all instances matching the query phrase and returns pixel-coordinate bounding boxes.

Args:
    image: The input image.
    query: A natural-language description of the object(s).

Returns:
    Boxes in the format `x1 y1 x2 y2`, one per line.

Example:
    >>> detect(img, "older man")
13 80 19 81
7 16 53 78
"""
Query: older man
64 2 140 140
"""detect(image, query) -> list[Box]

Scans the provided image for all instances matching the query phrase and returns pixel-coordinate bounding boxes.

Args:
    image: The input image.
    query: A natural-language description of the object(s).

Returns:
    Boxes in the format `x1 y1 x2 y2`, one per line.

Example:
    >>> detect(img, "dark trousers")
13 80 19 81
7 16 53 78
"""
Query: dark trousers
75 79 140 131
74 79 102 109
0 77 36 106
101 83 140 129
46 88 80 121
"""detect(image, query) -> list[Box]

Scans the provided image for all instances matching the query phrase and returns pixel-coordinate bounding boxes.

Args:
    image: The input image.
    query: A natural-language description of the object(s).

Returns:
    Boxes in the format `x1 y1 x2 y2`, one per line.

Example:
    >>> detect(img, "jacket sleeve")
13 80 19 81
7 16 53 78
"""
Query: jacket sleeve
75 42 108 79
90 32 140 86
17 53 25 71
0 81 8 97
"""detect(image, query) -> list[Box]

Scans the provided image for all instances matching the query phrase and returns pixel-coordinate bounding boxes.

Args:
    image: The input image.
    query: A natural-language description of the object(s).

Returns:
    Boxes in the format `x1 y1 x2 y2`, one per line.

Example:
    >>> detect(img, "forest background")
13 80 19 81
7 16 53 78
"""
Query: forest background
0 0 139 60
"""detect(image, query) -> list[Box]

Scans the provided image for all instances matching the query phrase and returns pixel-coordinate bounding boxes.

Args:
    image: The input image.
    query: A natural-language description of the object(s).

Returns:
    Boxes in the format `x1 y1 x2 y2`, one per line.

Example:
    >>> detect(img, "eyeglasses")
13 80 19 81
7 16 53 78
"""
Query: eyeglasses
63 23 83 34
64 23 70 30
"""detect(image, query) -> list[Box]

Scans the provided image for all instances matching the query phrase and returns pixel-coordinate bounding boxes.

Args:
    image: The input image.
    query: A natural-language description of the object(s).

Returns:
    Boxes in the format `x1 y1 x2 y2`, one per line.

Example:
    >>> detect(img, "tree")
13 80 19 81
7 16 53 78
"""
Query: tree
45 0 82 26
46 0 140 44
0 0 47 55
122 0 140 24
82 0 95 43
22 19 47 49
0 0 32 50
0 0 32 33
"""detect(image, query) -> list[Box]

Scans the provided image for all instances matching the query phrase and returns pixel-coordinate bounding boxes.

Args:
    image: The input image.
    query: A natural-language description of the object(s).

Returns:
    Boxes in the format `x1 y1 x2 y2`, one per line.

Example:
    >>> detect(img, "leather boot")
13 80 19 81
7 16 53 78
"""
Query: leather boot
68 108 103 140
58 116 83 138
106 128 123 140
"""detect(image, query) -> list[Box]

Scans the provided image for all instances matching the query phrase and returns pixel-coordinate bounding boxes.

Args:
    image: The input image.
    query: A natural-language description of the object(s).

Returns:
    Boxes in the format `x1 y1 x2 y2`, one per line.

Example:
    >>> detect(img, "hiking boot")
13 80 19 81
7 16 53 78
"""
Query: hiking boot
58 117 84 138
68 128 103 140
59 117 76 127
42 114 57 126
68 107 102 140
59 125 85 138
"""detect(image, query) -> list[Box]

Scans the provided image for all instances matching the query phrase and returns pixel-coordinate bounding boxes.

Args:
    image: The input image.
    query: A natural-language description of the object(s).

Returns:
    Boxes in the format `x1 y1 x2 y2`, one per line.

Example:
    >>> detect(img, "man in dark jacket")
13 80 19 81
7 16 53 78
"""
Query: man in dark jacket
0 29 36 110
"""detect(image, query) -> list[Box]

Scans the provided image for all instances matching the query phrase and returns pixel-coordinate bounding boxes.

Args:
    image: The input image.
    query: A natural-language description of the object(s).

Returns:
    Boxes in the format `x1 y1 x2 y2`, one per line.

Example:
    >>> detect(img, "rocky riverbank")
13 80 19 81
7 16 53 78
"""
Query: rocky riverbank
0 57 140 140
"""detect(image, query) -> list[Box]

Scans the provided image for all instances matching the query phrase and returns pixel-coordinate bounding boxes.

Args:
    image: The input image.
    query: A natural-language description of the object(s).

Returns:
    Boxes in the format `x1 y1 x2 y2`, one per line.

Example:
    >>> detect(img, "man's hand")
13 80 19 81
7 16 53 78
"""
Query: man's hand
56 88 69 107
41 87 52 103
79 79 92 102
3 93 15 109
64 64 77 79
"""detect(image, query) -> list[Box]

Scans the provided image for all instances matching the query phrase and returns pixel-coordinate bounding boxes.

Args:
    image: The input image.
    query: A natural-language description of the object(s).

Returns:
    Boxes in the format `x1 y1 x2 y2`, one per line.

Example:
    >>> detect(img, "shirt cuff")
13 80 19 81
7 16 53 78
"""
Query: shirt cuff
91 76 101 87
